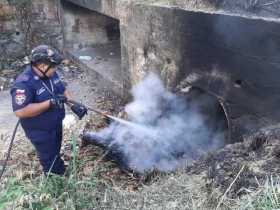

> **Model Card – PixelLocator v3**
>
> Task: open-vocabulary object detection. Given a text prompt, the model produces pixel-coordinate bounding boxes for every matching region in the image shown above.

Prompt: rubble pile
[0,57,29,90]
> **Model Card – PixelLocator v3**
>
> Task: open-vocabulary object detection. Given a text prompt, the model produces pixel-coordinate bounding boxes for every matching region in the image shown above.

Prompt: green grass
[0,135,100,210]
[237,176,280,210]
[1,134,280,210]
[0,178,24,209]
[0,174,99,210]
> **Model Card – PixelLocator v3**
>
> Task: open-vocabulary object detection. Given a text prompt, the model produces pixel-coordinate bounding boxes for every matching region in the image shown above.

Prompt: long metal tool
[66,99,133,126]
[0,120,20,181]
[67,99,112,118]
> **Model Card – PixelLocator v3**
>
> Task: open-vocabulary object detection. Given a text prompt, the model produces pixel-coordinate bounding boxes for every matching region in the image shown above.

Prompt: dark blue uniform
[11,65,66,175]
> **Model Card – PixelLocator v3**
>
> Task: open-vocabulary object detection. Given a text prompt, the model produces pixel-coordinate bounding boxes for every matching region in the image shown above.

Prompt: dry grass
[2,149,280,210]
[2,112,280,209]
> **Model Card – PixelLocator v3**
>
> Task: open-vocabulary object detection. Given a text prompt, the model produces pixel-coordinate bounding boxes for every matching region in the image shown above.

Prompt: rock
[63,114,76,130]
[22,56,30,65]
[63,66,70,72]
[10,60,25,70]
[70,65,77,69]
[9,78,14,84]
[0,76,7,87]
[1,69,17,77]
[79,55,92,61]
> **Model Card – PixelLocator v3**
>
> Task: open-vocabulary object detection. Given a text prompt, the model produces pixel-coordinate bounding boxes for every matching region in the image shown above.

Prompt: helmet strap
[36,63,53,79]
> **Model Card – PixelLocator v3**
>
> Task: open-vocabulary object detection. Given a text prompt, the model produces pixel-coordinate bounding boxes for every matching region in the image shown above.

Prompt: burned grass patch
[187,125,280,199]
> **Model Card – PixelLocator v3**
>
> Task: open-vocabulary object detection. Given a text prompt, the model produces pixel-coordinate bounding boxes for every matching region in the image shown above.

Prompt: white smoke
[91,73,225,173]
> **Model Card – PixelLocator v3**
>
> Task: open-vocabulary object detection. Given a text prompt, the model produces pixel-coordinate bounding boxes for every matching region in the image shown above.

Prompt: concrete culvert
[180,86,230,144]
[61,0,121,47]
[62,0,123,95]
[61,0,123,94]
[105,23,120,41]
[82,74,229,173]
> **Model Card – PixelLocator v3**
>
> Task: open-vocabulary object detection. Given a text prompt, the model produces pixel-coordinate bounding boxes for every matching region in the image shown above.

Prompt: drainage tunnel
[180,87,229,146]
[61,0,122,94]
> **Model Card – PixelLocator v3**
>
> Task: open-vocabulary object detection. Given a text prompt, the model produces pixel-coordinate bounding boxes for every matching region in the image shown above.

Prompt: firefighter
[10,45,87,175]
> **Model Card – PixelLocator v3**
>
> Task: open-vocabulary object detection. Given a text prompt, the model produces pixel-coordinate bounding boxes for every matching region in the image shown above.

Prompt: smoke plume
[88,73,225,173]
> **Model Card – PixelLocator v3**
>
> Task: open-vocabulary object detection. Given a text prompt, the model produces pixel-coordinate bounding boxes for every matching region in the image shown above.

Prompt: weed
[0,134,100,210]
[0,178,24,209]
[2,132,280,210]
[237,176,280,210]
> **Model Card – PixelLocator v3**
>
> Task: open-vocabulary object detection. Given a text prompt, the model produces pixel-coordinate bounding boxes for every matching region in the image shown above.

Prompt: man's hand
[71,104,88,120]
[50,94,67,109]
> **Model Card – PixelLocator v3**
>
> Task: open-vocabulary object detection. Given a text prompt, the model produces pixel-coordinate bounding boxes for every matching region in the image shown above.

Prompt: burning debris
[82,73,227,173]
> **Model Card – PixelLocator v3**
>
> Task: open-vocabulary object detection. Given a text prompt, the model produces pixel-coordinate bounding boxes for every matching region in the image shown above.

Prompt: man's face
[37,63,56,77]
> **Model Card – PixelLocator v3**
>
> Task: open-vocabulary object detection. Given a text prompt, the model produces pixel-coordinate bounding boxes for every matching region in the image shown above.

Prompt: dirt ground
[0,59,123,178]
[0,91,18,136]
[1,56,280,209]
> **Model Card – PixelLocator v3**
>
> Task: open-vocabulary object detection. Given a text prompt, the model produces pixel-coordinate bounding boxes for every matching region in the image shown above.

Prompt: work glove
[71,104,88,120]
[50,94,67,109]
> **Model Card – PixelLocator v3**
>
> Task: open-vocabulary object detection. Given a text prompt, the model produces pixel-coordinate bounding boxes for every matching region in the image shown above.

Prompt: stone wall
[0,0,22,69]
[0,0,62,71]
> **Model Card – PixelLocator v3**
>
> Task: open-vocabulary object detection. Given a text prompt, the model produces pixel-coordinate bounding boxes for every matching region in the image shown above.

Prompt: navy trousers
[26,123,65,175]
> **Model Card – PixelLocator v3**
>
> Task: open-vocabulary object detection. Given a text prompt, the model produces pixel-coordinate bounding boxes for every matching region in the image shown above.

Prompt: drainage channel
[61,0,122,94]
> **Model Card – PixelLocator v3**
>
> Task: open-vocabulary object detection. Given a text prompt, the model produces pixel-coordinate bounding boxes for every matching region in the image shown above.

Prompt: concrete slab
[68,41,123,95]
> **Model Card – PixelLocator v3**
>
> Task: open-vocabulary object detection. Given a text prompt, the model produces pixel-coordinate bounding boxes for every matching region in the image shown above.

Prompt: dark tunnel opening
[105,23,120,41]
[180,86,229,146]
[61,0,121,48]
[60,0,122,92]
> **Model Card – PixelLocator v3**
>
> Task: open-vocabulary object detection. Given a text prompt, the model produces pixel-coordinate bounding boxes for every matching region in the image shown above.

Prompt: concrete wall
[123,5,280,140]
[61,1,280,140]
[0,0,24,68]
[182,0,280,20]
[61,0,119,50]
[65,0,119,20]
[30,0,63,48]
[2,0,279,140]
[65,0,280,22]
[0,0,62,70]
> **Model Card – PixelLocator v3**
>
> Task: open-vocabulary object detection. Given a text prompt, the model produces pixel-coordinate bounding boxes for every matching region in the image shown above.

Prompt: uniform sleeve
[60,79,66,93]
[11,83,34,111]
[54,72,66,93]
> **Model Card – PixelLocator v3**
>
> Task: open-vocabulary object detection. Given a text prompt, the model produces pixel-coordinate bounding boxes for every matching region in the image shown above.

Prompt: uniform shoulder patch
[14,89,27,105]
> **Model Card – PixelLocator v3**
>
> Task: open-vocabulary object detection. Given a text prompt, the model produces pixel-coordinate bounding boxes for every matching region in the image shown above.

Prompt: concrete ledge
[64,0,119,19]
[123,4,280,140]
[65,45,123,98]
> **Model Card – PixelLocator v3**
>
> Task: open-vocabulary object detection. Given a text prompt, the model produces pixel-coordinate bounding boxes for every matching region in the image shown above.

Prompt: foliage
[0,135,99,210]
[2,133,280,210]
[237,176,280,210]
